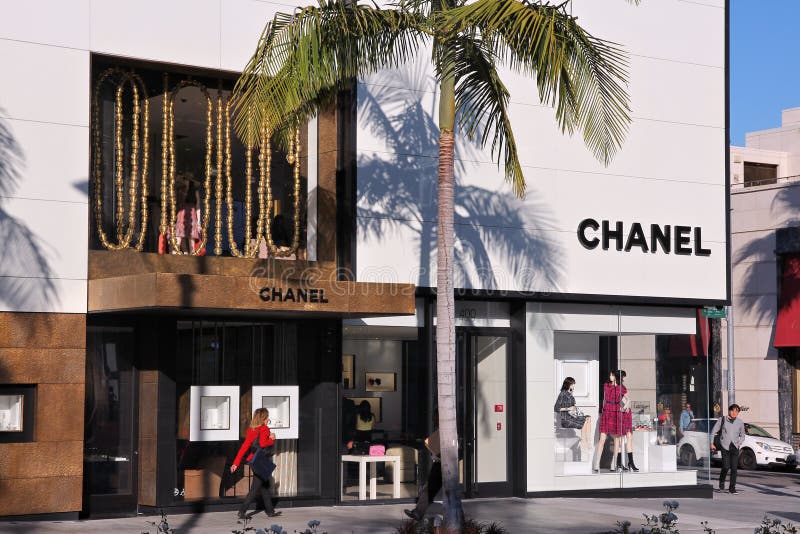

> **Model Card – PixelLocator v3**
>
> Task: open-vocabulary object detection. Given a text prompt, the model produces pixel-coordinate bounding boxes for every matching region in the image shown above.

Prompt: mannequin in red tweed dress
[594,370,636,472]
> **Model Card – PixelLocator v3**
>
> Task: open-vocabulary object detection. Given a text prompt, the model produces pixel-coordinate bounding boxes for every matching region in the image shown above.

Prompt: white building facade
[0,0,726,520]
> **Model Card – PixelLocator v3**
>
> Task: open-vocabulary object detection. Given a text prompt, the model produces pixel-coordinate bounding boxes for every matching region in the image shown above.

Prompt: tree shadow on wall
[733,185,800,327]
[357,62,564,293]
[0,112,59,310]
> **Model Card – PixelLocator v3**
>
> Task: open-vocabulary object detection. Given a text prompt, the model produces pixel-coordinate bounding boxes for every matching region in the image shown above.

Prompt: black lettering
[577,218,600,249]
[694,227,711,256]
[320,289,329,303]
[651,224,671,254]
[272,287,283,302]
[602,220,624,251]
[674,226,692,255]
[259,288,271,301]
[309,289,319,303]
[297,288,308,302]
[284,288,295,302]
[624,223,649,253]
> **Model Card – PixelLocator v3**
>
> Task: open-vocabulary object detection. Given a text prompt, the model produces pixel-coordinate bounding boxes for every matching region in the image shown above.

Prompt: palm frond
[232,0,430,145]
[444,0,632,165]
[452,36,525,197]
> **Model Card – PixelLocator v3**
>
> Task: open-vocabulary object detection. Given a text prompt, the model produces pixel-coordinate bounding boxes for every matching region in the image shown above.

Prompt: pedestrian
[404,411,442,522]
[230,407,282,518]
[710,403,746,495]
[679,402,694,434]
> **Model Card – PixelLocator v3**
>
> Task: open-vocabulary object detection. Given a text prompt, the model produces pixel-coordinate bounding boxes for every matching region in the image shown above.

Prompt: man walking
[404,412,441,522]
[710,404,746,495]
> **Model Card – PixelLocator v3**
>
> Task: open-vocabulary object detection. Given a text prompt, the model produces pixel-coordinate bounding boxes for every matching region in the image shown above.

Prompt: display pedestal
[647,444,677,472]
[631,430,656,472]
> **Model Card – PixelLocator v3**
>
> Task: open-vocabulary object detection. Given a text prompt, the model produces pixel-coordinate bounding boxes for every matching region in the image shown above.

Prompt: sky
[730,0,800,146]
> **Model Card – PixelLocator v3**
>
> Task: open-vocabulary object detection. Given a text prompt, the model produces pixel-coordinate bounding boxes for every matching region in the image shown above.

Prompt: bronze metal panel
[35,384,85,442]
[0,476,82,515]
[0,441,82,479]
[0,313,86,349]
[0,348,85,384]
[89,272,415,316]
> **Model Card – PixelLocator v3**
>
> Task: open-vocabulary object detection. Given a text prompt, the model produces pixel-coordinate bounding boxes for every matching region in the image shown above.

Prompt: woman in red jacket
[230,407,280,518]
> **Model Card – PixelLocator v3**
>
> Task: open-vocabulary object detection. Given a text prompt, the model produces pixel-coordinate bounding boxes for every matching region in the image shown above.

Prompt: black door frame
[83,324,140,517]
[457,326,514,498]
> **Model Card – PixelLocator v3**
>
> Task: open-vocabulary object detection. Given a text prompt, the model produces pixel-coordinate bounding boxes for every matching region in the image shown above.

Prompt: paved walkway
[2,473,800,533]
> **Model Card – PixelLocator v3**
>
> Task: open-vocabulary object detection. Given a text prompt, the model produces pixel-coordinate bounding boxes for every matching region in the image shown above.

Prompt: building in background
[729,107,800,449]
[0,0,725,520]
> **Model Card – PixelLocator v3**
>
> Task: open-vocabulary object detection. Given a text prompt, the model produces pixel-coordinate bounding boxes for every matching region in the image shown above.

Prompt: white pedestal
[647,444,677,472]
[631,430,657,472]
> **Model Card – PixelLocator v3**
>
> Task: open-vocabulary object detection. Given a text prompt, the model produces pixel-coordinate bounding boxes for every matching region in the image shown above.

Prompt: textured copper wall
[0,312,86,516]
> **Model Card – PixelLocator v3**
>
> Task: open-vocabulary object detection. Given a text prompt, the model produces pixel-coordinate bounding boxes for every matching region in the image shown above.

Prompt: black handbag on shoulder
[712,416,724,450]
[248,442,276,480]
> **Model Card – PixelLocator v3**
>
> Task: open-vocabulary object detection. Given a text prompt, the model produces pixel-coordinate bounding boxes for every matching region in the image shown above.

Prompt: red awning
[775,254,800,347]
[666,309,709,357]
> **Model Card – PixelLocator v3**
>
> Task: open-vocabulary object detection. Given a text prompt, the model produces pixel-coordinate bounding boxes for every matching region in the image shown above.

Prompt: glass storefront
[547,307,712,491]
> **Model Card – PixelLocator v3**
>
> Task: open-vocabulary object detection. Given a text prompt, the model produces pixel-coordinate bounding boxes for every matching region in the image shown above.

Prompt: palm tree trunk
[436,48,463,533]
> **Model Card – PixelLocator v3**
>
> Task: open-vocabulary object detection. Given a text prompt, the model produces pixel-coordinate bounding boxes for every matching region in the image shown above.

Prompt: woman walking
[230,407,281,519]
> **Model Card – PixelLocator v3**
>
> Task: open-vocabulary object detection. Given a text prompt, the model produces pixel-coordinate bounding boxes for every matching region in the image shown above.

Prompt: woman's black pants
[239,474,275,515]
[413,461,442,516]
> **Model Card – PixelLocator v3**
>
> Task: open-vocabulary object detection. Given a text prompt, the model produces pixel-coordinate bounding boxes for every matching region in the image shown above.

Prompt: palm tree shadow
[357,63,564,294]
[0,112,59,310]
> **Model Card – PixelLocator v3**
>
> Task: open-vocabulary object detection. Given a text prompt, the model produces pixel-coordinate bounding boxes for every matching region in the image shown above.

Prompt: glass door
[457,329,512,497]
[84,326,138,515]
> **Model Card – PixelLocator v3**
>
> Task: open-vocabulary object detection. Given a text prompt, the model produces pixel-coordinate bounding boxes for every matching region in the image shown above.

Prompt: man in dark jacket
[710,403,746,494]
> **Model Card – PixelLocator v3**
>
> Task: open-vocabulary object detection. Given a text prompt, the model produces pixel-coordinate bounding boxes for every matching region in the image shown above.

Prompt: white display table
[631,431,677,472]
[341,454,401,500]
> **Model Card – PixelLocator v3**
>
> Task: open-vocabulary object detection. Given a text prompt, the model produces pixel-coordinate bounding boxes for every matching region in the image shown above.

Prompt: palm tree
[233,0,636,529]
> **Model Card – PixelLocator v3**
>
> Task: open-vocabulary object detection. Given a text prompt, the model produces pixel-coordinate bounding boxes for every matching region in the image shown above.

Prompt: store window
[90,57,307,258]
[743,162,778,187]
[173,320,331,503]
[552,330,711,488]
[0,385,35,443]
[340,325,427,501]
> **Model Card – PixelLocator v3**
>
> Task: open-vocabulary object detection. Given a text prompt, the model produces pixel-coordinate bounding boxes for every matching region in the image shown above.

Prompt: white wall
[356,0,726,301]
[0,0,292,313]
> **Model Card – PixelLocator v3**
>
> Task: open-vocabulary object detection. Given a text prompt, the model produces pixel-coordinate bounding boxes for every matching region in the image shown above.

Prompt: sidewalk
[1,481,799,534]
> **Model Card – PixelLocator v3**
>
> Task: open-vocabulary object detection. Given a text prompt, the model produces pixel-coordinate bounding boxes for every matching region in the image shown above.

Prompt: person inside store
[679,402,694,436]
[594,370,637,472]
[710,403,746,495]
[355,400,376,441]
[405,409,441,522]
[554,376,592,451]
[230,407,281,518]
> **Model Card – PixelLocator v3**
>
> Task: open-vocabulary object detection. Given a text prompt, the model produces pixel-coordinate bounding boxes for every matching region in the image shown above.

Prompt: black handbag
[712,416,724,450]
[248,443,276,480]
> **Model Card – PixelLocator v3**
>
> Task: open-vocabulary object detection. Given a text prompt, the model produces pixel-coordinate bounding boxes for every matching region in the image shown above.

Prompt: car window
[689,420,708,433]
[745,423,774,438]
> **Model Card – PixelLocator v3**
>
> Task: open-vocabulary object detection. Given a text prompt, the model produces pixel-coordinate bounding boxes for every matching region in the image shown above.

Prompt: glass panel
[340,325,424,501]
[84,327,136,496]
[262,396,290,429]
[475,336,507,483]
[618,332,712,489]
[200,396,231,430]
[0,395,23,432]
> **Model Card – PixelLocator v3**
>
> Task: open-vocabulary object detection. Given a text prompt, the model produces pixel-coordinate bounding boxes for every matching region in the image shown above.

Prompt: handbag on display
[621,394,631,413]
[369,444,386,456]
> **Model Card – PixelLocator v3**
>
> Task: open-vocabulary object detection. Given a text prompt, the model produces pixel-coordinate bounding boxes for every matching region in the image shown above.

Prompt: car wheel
[739,448,757,470]
[680,445,697,466]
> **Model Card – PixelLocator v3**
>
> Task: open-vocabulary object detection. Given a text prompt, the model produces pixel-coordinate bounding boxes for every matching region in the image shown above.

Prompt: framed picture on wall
[347,396,382,423]
[341,354,355,390]
[364,372,396,392]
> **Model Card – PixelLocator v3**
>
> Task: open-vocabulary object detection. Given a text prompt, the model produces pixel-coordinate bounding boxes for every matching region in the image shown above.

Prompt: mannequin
[553,377,593,451]
[594,370,630,472]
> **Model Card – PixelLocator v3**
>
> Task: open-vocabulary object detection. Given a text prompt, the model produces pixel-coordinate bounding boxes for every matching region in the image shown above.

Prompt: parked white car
[676,418,797,470]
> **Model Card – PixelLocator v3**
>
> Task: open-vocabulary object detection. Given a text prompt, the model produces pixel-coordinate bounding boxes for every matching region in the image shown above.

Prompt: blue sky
[731,0,800,145]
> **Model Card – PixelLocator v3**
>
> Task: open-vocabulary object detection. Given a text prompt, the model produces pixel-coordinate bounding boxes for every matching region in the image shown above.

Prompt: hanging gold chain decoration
[91,67,150,251]
[162,80,214,255]
[263,125,302,257]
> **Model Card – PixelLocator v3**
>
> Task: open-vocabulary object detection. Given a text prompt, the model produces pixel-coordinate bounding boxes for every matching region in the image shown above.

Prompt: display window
[340,324,427,501]
[0,385,35,443]
[551,325,712,490]
[0,394,23,432]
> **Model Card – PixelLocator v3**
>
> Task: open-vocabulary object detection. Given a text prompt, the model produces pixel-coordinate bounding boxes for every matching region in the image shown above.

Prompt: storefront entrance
[457,328,513,497]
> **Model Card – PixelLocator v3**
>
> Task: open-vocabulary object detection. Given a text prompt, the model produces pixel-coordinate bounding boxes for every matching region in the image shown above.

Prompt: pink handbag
[368,444,385,456]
